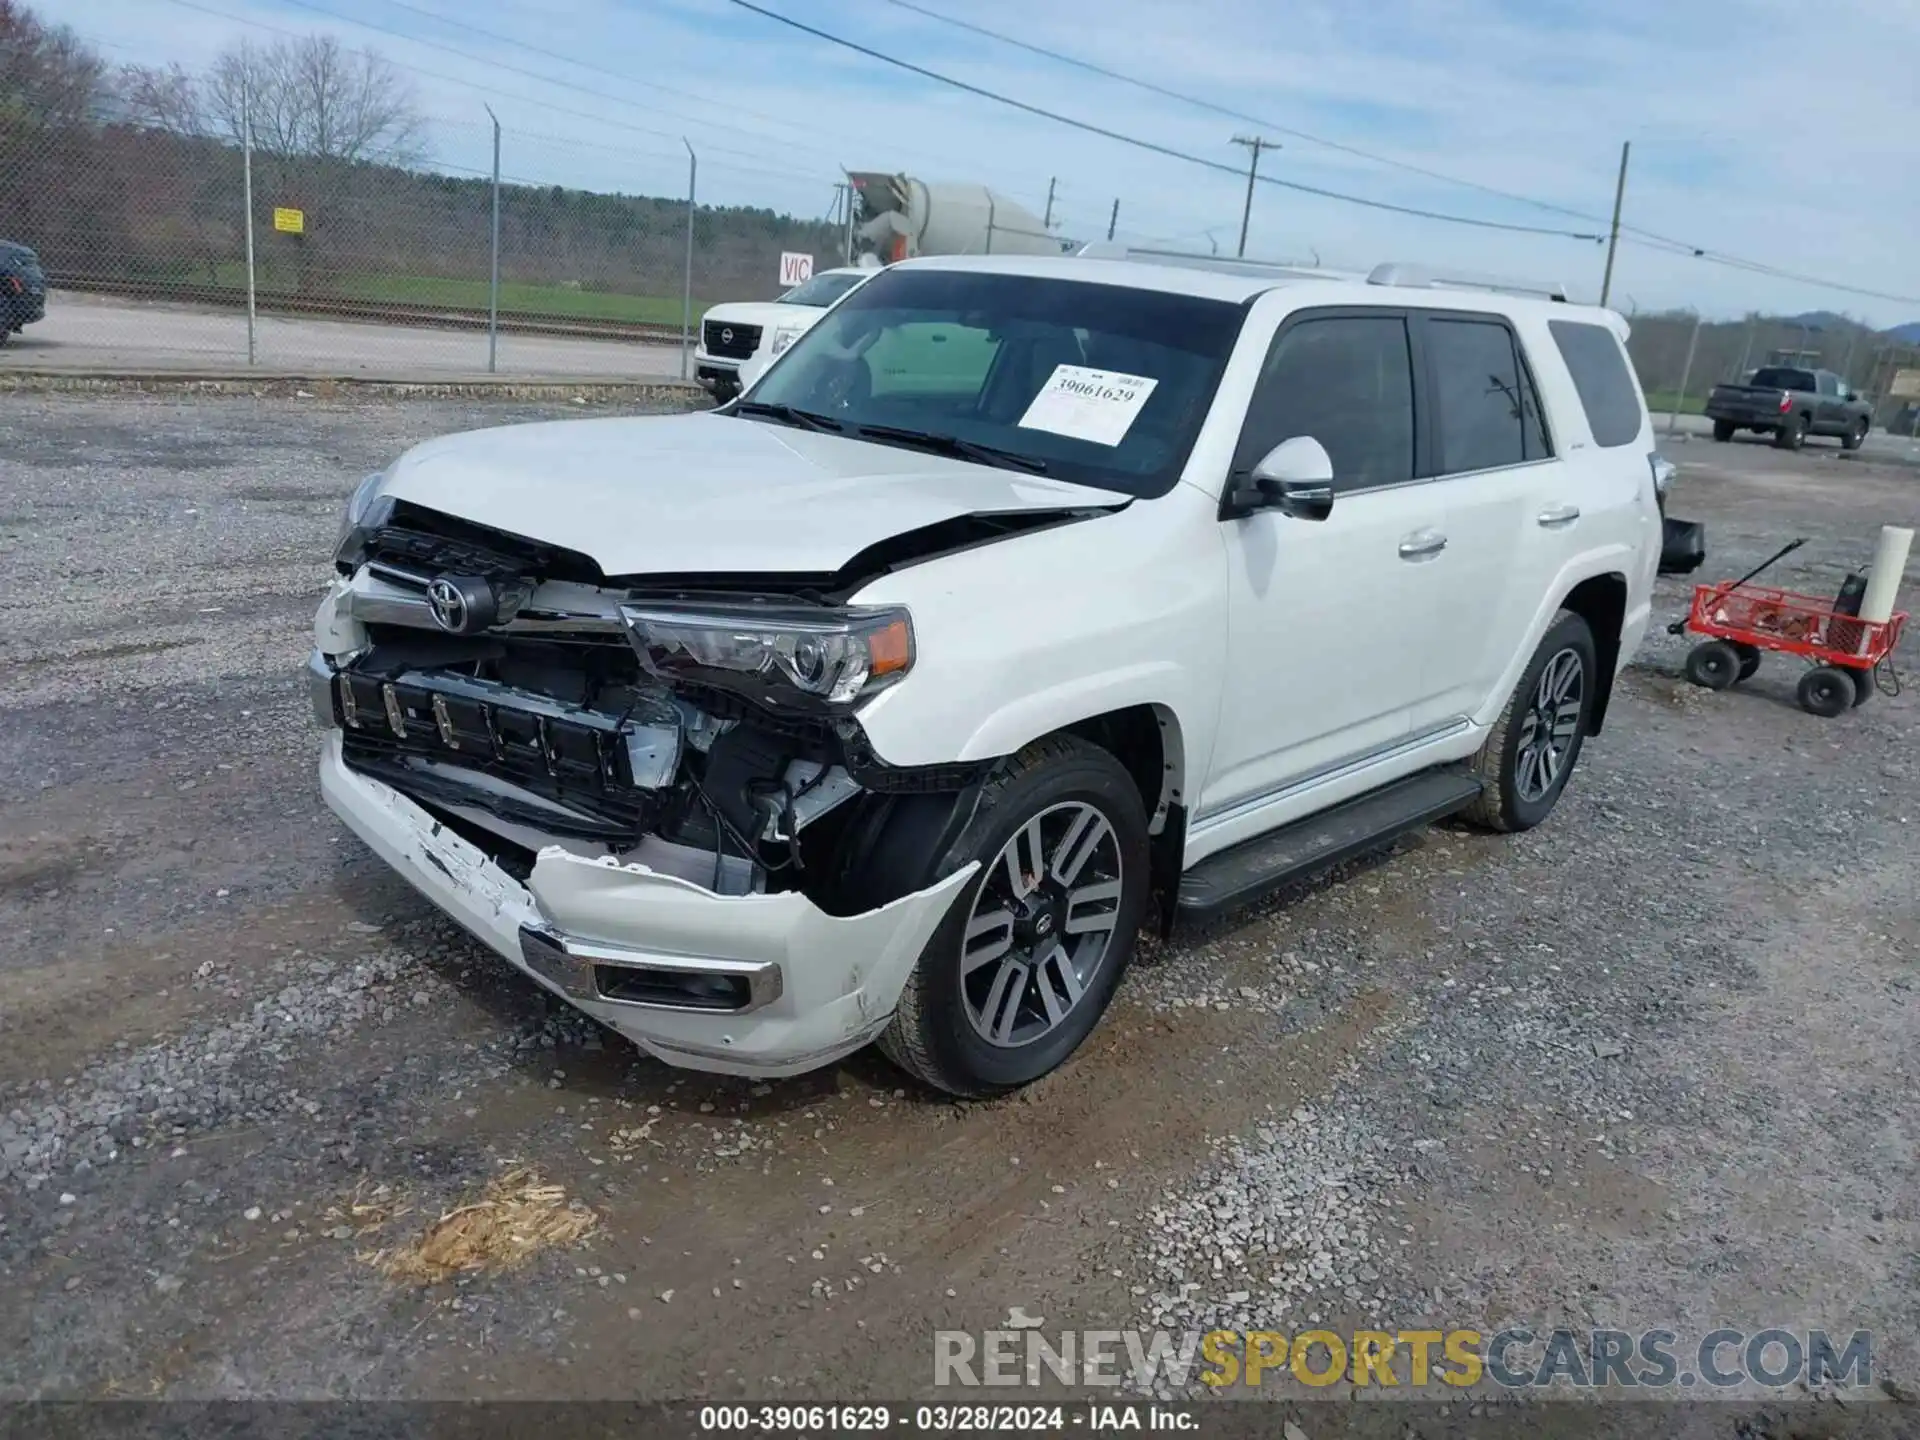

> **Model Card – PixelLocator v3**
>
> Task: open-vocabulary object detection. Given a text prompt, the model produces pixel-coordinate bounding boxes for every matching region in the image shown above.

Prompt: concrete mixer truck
[846,172,1069,264]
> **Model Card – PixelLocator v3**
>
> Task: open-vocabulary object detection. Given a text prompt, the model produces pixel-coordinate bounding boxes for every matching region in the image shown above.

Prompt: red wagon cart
[1672,539,1908,716]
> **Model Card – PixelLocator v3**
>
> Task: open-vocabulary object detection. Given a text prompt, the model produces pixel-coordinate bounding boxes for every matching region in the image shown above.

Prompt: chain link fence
[1,99,846,376]
[4,37,1914,411]
[1623,311,1920,434]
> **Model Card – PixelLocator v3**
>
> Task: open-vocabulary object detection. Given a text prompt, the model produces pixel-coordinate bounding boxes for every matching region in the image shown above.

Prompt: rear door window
[1425,317,1547,473]
[1549,319,1645,448]
[1235,313,1415,492]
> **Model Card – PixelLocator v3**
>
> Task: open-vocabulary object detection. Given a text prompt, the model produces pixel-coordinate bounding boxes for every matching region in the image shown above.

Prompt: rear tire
[1797,666,1854,718]
[1711,420,1735,443]
[1847,666,1875,707]
[1842,418,1869,451]
[878,734,1150,1098]
[1731,643,1762,682]
[1462,610,1596,834]
[1774,415,1807,451]
[1684,640,1741,690]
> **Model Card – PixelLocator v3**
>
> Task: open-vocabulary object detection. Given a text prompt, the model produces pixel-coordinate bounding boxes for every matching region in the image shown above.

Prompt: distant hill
[1783,310,1851,331]
[1779,311,1920,344]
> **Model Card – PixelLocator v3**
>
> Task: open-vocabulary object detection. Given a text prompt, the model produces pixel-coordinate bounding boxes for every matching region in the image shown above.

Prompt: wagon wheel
[1684,640,1741,691]
[1730,643,1762,682]
[1796,666,1854,718]
[1847,667,1874,707]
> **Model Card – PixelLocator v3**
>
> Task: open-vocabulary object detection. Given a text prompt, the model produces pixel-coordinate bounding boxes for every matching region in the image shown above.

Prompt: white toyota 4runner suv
[312,248,1661,1097]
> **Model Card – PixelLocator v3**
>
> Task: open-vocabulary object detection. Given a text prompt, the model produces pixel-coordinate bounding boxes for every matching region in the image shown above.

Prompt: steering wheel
[814,356,873,413]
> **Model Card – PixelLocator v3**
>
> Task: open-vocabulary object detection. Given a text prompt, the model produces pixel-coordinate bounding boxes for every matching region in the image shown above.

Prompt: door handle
[1536,505,1581,528]
[1397,531,1448,560]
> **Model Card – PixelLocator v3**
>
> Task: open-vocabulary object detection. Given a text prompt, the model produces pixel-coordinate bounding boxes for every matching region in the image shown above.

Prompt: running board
[1176,768,1484,923]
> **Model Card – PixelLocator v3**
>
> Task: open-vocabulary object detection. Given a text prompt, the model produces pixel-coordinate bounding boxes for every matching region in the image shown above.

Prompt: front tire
[1463,610,1597,834]
[879,735,1150,1098]
[1712,420,1735,442]
[1843,418,1869,451]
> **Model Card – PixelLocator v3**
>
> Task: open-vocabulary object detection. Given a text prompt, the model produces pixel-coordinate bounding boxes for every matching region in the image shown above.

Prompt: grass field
[1644,389,1708,416]
[197,264,703,323]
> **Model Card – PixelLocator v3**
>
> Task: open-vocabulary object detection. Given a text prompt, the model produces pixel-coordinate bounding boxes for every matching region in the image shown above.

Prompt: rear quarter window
[1548,320,1645,449]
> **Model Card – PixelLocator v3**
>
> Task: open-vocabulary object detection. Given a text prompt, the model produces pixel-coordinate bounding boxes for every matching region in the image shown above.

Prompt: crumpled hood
[377,412,1132,577]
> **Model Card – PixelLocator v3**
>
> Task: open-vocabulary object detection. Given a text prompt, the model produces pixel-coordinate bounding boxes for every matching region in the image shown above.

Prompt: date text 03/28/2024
[697,1406,1191,1432]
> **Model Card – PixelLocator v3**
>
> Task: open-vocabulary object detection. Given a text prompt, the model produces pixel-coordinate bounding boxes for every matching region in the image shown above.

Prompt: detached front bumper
[319,733,975,1075]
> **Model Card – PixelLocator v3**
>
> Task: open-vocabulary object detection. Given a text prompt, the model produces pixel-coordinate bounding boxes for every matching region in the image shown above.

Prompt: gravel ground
[1,396,1916,1429]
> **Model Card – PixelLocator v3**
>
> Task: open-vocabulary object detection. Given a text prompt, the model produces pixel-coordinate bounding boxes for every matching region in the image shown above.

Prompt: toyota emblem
[426,578,468,633]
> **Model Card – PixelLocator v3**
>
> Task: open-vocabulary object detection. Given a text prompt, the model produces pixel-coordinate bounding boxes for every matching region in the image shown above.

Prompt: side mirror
[1224,436,1336,521]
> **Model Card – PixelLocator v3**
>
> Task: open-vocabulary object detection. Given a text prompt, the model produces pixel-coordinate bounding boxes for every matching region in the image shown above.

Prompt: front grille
[334,668,673,840]
[360,502,605,585]
[702,320,761,360]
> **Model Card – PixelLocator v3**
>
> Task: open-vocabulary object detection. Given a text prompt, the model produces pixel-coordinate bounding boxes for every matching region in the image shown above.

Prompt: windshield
[779,272,867,307]
[743,267,1245,497]
[1751,367,1815,391]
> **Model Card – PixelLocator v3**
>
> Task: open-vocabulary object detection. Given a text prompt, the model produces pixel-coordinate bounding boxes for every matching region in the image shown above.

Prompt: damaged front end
[312,499,988,1072]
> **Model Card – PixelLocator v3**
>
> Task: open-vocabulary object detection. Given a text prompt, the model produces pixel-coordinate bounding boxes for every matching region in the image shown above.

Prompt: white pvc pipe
[1860,525,1913,625]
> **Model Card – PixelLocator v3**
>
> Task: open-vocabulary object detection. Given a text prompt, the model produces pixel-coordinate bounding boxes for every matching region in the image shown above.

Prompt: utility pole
[1043,177,1057,231]
[1599,140,1630,309]
[1666,310,1702,438]
[1231,136,1275,258]
[1107,198,1119,242]
[241,39,256,367]
[680,139,696,383]
[484,104,500,374]
[829,182,851,263]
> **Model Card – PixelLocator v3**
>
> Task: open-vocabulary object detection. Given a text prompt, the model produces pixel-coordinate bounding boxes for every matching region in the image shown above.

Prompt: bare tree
[0,0,107,131]
[117,61,207,138]
[198,35,425,165]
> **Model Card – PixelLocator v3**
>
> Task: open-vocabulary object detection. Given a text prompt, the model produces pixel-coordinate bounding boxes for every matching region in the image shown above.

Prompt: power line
[875,0,1920,310]
[877,0,1624,232]
[725,0,1604,240]
[372,0,1064,196]
[147,0,842,181]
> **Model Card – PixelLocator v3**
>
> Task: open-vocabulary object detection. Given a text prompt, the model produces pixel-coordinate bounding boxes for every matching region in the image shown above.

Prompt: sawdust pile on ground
[367,1166,598,1284]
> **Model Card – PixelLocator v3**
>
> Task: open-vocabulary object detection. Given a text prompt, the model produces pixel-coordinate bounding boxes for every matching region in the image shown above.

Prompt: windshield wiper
[732,400,845,433]
[850,423,1050,474]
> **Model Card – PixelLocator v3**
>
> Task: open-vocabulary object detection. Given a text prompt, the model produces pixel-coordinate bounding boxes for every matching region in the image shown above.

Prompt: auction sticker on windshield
[1017,365,1159,447]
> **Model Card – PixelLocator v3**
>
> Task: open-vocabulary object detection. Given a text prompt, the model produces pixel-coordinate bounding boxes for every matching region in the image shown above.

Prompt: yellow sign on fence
[272,207,305,235]
[1889,367,1920,400]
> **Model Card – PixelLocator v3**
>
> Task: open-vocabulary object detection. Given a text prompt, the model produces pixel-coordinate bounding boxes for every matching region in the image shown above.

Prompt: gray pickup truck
[1705,366,1873,451]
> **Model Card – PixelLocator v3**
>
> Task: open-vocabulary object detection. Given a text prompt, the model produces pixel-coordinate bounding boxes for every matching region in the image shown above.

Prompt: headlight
[769,324,806,356]
[334,472,393,568]
[620,603,914,710]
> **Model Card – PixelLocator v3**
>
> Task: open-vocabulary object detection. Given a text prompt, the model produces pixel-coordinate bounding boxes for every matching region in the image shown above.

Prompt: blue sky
[61,0,1920,326]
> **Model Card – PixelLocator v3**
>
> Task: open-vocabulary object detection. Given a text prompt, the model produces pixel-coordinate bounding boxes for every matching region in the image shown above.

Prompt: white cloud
[59,0,1920,324]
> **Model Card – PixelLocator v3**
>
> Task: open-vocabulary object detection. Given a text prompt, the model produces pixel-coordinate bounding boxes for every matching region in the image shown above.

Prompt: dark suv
[0,242,47,344]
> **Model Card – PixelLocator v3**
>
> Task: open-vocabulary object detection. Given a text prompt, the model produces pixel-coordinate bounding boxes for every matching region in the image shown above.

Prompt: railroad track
[50,276,690,345]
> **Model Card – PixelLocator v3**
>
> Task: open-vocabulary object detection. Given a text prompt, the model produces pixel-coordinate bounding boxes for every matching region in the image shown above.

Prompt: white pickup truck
[312,246,1662,1096]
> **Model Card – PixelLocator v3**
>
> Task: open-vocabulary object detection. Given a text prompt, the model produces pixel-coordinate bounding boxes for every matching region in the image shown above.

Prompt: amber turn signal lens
[867,618,913,678]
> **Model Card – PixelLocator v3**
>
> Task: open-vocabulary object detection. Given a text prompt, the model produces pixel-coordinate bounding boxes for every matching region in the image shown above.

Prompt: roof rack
[1365,262,1570,303]
[1072,242,1574,303]
[1073,240,1362,282]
